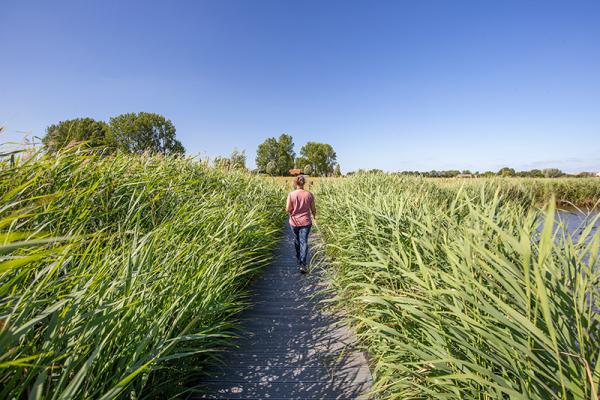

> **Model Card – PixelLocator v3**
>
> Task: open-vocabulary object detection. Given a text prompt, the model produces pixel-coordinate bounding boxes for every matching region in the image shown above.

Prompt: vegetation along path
[194,223,372,399]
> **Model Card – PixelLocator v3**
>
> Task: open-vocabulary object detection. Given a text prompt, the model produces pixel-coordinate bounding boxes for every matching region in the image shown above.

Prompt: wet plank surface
[192,224,372,399]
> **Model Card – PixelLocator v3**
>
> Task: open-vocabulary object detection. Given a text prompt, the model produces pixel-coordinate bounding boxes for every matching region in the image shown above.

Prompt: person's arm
[310,194,317,218]
[286,193,293,214]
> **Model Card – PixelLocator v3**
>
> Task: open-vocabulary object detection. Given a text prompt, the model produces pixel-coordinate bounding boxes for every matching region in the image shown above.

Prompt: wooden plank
[192,223,372,399]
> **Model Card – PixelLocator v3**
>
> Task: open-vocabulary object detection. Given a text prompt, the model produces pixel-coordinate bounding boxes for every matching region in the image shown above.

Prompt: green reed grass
[432,177,600,209]
[316,174,599,399]
[0,149,285,399]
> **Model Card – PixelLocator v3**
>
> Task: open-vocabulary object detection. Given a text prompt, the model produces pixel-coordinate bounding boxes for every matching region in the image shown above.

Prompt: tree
[109,112,184,155]
[518,169,544,177]
[298,142,337,176]
[256,138,279,173]
[577,171,595,178]
[42,118,113,153]
[498,167,516,177]
[266,161,277,176]
[295,156,309,169]
[303,164,313,175]
[442,170,461,178]
[214,149,246,170]
[543,168,563,178]
[255,134,295,175]
[229,148,246,170]
[277,134,295,174]
[529,169,544,178]
[333,163,342,177]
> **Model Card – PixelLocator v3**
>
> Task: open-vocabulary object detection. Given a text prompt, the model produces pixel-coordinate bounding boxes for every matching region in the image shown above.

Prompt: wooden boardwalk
[193,224,372,399]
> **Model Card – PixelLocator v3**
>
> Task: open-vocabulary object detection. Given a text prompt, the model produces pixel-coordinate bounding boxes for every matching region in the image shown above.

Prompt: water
[555,208,600,241]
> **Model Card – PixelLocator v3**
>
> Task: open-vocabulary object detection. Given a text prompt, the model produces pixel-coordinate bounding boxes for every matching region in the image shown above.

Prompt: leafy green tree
[109,112,184,155]
[298,142,337,176]
[517,169,544,177]
[577,172,595,177]
[498,167,516,177]
[442,170,461,177]
[214,149,246,170]
[256,134,295,175]
[333,163,342,177]
[295,156,309,169]
[42,118,114,153]
[229,148,246,170]
[543,168,563,178]
[529,169,544,178]
[256,138,279,173]
[303,164,313,175]
[277,134,295,175]
[266,161,277,176]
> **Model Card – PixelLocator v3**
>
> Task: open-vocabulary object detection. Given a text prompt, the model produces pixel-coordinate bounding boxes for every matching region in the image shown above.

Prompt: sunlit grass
[3,154,598,399]
[433,177,600,208]
[267,174,600,208]
[316,174,599,399]
[262,175,333,191]
[0,149,285,399]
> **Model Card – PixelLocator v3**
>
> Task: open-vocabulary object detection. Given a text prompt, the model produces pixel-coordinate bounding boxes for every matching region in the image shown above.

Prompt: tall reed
[433,177,600,208]
[0,149,285,399]
[316,174,599,399]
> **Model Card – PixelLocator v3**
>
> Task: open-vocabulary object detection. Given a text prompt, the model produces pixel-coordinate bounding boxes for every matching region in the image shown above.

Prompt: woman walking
[286,175,316,274]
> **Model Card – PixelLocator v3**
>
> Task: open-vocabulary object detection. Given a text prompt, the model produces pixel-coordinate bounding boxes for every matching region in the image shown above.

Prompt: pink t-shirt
[287,190,315,227]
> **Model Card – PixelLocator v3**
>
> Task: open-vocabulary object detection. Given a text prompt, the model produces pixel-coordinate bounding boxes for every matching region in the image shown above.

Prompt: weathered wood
[193,224,372,399]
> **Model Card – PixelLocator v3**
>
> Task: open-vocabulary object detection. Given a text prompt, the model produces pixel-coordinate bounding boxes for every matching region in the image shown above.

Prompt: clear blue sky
[1,0,599,172]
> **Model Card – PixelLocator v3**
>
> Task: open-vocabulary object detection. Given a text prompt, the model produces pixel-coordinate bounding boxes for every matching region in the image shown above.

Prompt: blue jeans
[291,224,311,266]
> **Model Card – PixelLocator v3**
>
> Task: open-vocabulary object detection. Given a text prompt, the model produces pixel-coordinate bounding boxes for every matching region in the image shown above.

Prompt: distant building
[456,173,474,178]
[288,168,303,176]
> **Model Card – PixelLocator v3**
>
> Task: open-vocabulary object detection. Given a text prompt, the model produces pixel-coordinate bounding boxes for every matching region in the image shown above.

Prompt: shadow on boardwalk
[190,222,372,399]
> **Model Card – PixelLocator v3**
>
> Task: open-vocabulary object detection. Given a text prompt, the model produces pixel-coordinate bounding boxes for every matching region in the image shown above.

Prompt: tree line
[255,134,340,177]
[37,118,597,178]
[43,113,185,155]
[40,117,340,176]
[383,167,594,178]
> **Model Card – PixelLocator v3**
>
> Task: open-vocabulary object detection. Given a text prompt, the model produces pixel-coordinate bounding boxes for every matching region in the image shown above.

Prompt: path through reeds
[192,223,372,399]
